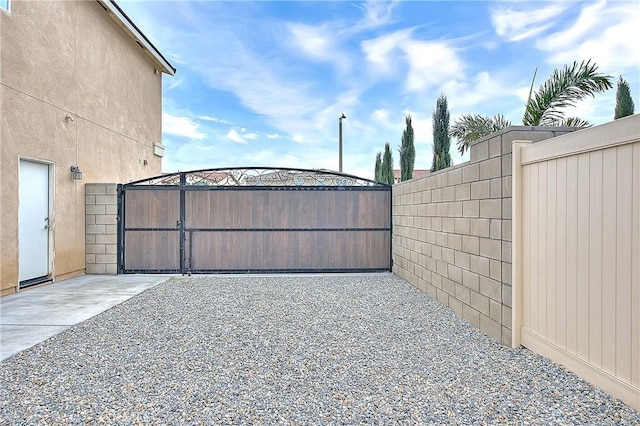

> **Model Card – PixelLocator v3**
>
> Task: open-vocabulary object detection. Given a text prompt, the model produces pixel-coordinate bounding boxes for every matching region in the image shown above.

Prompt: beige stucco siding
[77,118,161,183]
[1,0,167,295]
[76,0,162,145]
[1,0,78,113]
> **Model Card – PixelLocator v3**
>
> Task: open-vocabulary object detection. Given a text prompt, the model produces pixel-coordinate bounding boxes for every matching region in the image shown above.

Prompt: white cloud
[404,41,464,92]
[266,133,279,139]
[361,29,412,76]
[162,113,206,141]
[353,0,400,31]
[133,3,325,145]
[287,0,400,68]
[282,0,404,83]
[287,23,333,61]
[198,115,233,125]
[371,109,394,129]
[535,1,603,50]
[491,1,639,73]
[190,31,328,144]
[243,131,259,140]
[224,128,259,144]
[161,136,217,172]
[164,78,183,90]
[490,3,570,42]
[442,71,523,110]
[537,1,640,70]
[362,29,464,92]
[226,129,248,144]
[286,22,354,75]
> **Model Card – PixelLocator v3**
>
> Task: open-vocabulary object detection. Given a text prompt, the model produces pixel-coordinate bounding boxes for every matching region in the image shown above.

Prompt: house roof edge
[99,0,176,76]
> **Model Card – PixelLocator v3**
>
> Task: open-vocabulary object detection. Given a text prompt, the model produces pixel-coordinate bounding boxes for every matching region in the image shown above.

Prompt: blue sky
[120,0,639,179]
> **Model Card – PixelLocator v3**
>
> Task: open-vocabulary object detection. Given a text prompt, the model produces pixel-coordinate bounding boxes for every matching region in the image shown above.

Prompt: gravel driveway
[1,274,638,424]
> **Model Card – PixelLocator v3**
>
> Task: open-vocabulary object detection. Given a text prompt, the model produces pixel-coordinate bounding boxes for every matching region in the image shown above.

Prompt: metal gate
[118,168,391,274]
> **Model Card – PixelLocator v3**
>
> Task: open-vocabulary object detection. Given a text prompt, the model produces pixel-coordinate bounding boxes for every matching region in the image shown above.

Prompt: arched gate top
[124,167,388,187]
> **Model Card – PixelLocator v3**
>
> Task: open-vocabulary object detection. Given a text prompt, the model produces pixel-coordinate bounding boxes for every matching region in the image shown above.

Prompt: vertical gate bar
[188,229,194,276]
[117,184,125,274]
[388,184,393,270]
[179,173,186,274]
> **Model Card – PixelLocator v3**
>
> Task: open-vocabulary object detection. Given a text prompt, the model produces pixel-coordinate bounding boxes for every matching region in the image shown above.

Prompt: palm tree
[450,114,511,155]
[452,60,613,155]
[522,60,612,126]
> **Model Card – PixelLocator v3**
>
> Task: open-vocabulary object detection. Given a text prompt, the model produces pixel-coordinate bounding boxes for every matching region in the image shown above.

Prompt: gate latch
[176,219,182,228]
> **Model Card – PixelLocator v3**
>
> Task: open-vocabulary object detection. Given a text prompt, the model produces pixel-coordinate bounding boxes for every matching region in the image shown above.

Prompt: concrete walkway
[0,274,171,361]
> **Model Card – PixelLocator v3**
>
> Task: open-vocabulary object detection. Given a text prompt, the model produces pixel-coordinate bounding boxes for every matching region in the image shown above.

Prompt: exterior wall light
[70,166,83,180]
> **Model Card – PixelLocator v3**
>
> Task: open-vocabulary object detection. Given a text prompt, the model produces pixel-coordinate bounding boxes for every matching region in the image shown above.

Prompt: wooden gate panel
[122,188,181,272]
[185,189,389,230]
[124,189,180,228]
[187,230,389,272]
[124,231,180,271]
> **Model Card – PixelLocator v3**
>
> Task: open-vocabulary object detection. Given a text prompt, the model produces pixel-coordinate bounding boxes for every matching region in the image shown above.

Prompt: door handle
[44,217,50,229]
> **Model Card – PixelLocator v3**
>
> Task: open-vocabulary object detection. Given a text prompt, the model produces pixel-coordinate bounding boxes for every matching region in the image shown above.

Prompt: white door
[19,160,50,283]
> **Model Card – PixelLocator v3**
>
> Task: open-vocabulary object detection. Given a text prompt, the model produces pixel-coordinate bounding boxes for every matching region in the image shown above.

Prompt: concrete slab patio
[0,274,171,361]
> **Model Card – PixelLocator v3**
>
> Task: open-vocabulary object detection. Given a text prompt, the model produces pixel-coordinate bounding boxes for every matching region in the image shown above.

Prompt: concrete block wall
[392,126,576,346]
[85,183,118,274]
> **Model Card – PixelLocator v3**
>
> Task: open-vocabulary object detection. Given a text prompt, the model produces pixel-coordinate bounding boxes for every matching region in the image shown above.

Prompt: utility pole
[339,113,346,172]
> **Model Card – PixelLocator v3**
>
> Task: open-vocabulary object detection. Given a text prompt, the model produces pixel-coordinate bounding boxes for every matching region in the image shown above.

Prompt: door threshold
[19,275,52,289]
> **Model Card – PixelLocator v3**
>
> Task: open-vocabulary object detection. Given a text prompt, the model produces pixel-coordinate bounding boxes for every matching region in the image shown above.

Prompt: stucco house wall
[1,0,174,295]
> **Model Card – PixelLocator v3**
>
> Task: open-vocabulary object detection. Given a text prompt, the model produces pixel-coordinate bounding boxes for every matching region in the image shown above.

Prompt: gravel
[1,274,638,424]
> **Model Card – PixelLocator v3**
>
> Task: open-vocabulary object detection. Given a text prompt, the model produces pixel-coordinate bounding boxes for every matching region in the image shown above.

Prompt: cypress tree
[380,142,394,185]
[374,152,382,182]
[614,76,635,119]
[431,93,452,172]
[399,115,415,181]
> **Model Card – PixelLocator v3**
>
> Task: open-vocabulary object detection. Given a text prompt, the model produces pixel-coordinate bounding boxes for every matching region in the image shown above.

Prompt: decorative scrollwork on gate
[125,167,385,187]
